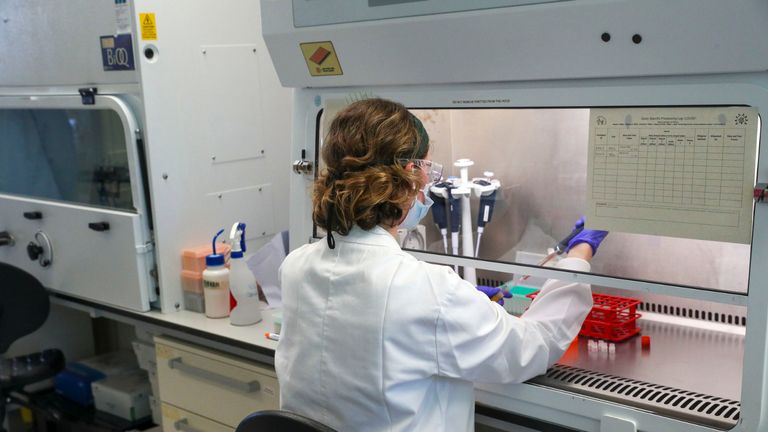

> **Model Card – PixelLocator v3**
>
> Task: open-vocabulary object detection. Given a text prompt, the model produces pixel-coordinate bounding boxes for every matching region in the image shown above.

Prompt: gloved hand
[476,285,512,306]
[566,217,609,255]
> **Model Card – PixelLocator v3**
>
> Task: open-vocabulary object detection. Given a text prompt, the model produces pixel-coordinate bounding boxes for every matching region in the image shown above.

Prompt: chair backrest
[236,410,337,432]
[0,263,50,354]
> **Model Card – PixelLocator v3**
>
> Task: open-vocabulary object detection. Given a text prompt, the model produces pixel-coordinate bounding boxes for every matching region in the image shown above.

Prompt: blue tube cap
[206,254,225,266]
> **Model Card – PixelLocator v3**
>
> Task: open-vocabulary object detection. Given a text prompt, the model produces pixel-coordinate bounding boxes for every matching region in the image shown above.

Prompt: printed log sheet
[586,107,758,244]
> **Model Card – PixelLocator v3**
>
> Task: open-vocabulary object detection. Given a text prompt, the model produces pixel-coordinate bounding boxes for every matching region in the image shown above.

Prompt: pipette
[473,176,498,257]
[429,182,452,254]
[431,178,461,272]
[519,224,585,281]
[447,186,462,258]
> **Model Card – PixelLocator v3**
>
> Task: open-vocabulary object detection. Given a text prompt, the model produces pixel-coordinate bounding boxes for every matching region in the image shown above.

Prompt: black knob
[27,242,43,261]
[88,222,110,232]
[23,211,43,220]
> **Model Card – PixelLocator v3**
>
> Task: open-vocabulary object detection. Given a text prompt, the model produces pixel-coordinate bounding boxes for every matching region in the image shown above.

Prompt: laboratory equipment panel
[289,88,760,432]
[155,336,279,429]
[263,1,768,431]
[263,0,768,88]
[2,0,292,315]
[131,0,292,313]
[0,95,154,312]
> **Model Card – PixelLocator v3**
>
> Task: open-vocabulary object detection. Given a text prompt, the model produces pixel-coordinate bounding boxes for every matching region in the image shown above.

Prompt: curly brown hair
[313,98,430,245]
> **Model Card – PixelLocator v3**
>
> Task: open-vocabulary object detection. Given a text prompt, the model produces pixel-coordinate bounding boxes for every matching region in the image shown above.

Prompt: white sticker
[115,0,132,34]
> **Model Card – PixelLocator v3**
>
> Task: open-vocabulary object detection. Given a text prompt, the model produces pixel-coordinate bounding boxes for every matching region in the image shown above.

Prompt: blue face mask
[400,184,434,231]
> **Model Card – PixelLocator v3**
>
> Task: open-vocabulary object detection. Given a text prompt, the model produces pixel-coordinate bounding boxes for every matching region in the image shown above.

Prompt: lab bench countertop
[144,305,279,350]
[50,294,279,357]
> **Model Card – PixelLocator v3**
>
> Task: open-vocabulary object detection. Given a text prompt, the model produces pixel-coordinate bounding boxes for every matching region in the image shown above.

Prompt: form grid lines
[592,128,745,209]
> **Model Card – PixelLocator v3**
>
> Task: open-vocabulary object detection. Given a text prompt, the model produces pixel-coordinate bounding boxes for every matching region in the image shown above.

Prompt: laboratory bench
[50,294,278,366]
[550,313,743,402]
[48,293,280,432]
[48,293,569,431]
[47,293,746,432]
[476,312,745,431]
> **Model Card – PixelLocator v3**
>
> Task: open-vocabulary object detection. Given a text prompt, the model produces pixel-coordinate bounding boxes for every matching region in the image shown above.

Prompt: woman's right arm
[434,258,592,384]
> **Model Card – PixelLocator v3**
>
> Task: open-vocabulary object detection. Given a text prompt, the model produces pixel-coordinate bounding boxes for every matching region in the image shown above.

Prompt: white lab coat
[276,225,592,432]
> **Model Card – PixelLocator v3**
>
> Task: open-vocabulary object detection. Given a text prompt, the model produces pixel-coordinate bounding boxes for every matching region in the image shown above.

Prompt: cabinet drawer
[155,336,279,428]
[162,403,234,432]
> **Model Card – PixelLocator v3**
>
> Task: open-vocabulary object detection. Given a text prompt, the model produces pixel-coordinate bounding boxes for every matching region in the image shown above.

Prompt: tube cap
[206,254,225,266]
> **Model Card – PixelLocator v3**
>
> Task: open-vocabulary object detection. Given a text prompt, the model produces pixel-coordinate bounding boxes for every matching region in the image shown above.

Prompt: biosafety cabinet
[0,0,291,313]
[263,1,768,431]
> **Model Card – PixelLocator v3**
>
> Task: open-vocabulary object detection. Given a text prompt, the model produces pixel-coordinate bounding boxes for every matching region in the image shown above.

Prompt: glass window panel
[0,108,134,211]
[314,107,756,294]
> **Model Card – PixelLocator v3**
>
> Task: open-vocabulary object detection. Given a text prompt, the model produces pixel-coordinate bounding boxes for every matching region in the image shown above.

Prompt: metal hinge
[136,242,154,254]
[754,183,767,203]
[292,149,314,175]
[78,87,98,105]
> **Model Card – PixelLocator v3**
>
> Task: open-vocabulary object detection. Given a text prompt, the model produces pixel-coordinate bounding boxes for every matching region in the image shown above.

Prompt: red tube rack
[527,291,642,342]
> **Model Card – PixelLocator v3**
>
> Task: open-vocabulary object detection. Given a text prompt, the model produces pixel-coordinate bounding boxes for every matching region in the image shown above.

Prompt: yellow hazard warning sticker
[139,13,157,40]
[300,41,343,77]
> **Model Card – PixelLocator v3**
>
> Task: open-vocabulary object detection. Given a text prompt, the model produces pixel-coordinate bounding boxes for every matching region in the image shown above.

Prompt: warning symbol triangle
[143,15,153,25]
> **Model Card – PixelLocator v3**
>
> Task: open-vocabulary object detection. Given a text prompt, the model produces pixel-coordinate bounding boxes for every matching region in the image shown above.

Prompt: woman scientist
[276,98,607,431]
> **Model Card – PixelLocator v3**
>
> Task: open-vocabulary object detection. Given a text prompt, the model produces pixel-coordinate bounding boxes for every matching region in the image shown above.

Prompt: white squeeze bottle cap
[229,222,263,326]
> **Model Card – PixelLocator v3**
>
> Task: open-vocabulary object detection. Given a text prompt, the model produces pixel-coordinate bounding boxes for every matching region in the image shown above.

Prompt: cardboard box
[92,370,151,422]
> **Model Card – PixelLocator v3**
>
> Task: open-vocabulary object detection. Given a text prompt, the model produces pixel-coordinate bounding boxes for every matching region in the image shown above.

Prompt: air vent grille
[638,302,746,327]
[477,277,505,287]
[531,365,740,429]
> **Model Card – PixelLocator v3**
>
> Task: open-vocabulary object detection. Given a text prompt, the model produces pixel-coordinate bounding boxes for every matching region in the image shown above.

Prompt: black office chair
[236,410,337,432]
[0,263,65,432]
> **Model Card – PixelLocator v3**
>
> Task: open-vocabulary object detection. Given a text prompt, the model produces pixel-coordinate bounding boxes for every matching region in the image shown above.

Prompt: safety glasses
[398,159,444,183]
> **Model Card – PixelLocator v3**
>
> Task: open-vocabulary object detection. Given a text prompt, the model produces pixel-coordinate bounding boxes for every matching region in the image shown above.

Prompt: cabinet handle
[174,418,205,432]
[168,357,261,393]
[23,211,43,220]
[88,222,110,232]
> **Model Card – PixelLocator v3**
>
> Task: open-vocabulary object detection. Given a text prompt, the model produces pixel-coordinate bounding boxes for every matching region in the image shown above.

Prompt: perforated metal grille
[638,301,746,326]
[531,365,740,429]
[477,277,505,287]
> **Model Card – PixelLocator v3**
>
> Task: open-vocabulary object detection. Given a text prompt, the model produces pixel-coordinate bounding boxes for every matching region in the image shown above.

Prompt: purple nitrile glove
[476,285,513,306]
[566,217,609,255]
